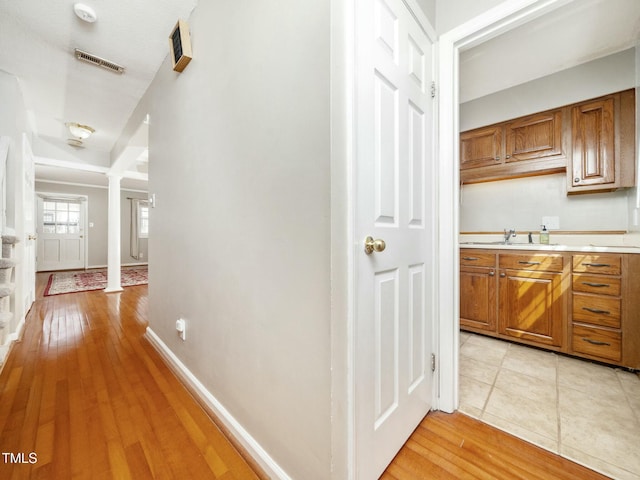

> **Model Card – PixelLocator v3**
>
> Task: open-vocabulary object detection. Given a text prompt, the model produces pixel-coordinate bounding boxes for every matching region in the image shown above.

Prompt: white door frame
[436,0,576,412]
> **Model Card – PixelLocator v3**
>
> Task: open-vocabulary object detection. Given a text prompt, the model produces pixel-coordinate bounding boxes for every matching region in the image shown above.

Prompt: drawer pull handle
[582,307,610,315]
[518,261,541,265]
[582,263,611,268]
[462,257,479,261]
[582,282,610,288]
[582,338,610,347]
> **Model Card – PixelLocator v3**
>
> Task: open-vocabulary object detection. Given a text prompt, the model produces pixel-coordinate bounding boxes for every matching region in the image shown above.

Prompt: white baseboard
[8,317,25,343]
[87,262,149,269]
[144,327,292,480]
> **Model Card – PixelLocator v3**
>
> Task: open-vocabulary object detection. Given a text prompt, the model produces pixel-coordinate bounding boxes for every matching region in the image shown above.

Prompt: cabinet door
[460,125,502,170]
[498,269,563,347]
[460,266,496,332]
[505,110,564,163]
[570,97,615,189]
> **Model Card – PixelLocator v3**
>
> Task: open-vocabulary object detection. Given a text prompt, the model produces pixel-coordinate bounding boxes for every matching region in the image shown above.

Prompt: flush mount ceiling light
[73,3,97,23]
[66,122,95,140]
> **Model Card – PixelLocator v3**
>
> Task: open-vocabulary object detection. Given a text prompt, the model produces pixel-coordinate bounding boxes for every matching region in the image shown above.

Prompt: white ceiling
[460,0,640,103]
[0,0,197,188]
[2,0,638,189]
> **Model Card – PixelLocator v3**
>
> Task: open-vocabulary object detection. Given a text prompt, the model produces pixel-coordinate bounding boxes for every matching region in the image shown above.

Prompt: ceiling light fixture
[73,3,97,23]
[66,122,95,140]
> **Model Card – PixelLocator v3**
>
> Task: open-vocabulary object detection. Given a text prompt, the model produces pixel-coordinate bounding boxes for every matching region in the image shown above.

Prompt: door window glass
[42,200,81,234]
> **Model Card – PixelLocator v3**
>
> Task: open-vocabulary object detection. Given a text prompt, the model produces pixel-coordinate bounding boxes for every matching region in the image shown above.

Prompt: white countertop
[459,232,640,254]
[459,242,640,254]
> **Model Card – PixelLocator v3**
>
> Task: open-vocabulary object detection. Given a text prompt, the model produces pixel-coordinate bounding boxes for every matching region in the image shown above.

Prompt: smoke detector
[74,3,97,23]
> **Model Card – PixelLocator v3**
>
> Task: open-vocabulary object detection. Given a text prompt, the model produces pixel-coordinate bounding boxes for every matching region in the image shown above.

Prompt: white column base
[104,287,124,294]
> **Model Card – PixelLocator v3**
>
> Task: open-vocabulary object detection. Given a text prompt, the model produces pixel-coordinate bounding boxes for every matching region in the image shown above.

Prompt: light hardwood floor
[0,273,611,479]
[0,273,260,480]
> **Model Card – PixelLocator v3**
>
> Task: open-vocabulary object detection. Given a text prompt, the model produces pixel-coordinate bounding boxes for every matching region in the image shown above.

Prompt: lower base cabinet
[460,248,640,370]
[498,269,563,347]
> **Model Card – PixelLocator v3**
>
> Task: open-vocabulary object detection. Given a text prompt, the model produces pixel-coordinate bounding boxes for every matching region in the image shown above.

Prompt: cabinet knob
[495,156,501,161]
[499,273,506,278]
[574,177,580,183]
[505,155,511,159]
[489,271,495,276]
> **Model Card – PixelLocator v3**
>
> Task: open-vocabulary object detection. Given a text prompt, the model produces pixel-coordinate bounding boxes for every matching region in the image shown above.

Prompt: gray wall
[136,1,331,478]
[34,181,148,268]
[459,50,637,233]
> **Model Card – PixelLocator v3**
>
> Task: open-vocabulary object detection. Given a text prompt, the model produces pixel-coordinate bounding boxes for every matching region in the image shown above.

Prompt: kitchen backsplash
[459,173,630,233]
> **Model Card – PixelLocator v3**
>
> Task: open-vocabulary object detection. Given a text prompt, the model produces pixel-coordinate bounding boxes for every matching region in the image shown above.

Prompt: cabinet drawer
[573,294,620,328]
[572,325,621,362]
[572,254,621,275]
[572,274,621,296]
[460,251,496,267]
[499,253,563,272]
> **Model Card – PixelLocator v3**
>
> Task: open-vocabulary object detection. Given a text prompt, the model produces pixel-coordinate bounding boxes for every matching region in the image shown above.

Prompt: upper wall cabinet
[460,89,636,193]
[568,89,636,194]
[461,108,567,184]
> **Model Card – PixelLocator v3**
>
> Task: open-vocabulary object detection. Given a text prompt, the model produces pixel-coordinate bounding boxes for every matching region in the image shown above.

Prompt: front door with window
[36,196,86,271]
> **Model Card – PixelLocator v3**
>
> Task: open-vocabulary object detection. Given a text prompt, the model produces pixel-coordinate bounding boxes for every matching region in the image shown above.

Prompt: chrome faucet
[503,228,516,244]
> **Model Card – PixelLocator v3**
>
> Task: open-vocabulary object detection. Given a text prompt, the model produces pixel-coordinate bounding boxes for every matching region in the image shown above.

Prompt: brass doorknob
[364,236,386,255]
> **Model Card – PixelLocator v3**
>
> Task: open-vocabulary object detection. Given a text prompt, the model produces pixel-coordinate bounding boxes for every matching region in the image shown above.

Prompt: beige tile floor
[459,331,640,480]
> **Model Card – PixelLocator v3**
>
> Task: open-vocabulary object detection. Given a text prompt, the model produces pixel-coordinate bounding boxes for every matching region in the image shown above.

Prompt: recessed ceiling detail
[74,48,125,74]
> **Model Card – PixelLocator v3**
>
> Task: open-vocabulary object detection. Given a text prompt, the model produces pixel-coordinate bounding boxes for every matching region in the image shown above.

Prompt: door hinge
[431,353,436,372]
[430,81,436,99]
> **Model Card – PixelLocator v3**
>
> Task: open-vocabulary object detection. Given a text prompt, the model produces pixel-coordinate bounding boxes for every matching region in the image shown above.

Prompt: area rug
[44,267,148,296]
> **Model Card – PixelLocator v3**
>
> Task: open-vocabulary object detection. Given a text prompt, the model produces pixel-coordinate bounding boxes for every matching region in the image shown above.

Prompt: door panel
[374,269,399,428]
[355,0,435,477]
[498,269,563,346]
[374,71,399,226]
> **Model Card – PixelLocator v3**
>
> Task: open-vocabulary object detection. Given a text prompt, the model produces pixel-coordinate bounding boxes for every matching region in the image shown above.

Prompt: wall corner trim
[144,327,292,480]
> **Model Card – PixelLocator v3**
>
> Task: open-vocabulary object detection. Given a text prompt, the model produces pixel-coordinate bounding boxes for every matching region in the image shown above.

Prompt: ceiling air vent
[74,48,125,74]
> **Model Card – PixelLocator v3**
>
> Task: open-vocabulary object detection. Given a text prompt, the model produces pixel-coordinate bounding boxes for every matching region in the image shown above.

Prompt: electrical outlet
[176,318,186,341]
[542,216,560,230]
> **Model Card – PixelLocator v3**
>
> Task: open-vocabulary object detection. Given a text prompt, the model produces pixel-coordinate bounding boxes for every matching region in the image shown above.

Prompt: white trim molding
[144,327,293,480]
[436,0,577,413]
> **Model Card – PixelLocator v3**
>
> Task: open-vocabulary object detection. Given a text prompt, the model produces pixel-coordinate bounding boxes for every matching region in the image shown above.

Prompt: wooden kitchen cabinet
[460,251,497,332]
[460,108,567,184]
[460,89,636,190]
[570,253,640,367]
[497,253,565,348]
[460,126,502,170]
[568,89,636,194]
[459,248,640,369]
[504,110,564,163]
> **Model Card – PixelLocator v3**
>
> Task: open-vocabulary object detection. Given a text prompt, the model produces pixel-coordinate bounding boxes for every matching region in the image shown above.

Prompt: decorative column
[105,174,123,293]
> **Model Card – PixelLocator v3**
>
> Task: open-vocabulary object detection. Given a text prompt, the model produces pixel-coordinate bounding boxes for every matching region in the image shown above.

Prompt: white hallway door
[354,0,436,478]
[36,196,86,272]
[21,134,36,312]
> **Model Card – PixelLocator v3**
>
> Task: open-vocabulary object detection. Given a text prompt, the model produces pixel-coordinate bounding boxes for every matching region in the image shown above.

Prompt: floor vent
[74,49,125,74]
